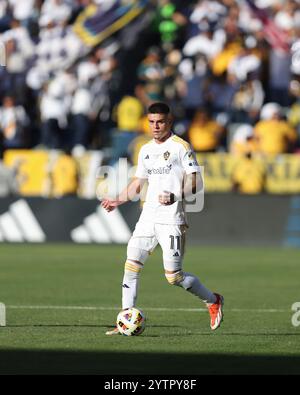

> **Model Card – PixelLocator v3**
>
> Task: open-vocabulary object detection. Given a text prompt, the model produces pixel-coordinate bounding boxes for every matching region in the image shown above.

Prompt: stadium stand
[0,0,300,196]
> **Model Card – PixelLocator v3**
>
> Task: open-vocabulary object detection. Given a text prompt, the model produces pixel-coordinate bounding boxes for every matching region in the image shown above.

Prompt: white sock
[179,272,216,304]
[122,260,143,309]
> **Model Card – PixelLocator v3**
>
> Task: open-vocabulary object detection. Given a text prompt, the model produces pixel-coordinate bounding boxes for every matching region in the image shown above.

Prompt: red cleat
[208,293,224,330]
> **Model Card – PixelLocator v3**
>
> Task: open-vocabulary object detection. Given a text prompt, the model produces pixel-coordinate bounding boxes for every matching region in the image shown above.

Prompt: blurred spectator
[189,0,227,28]
[161,47,181,103]
[40,0,73,26]
[1,19,35,99]
[39,77,71,149]
[288,77,300,141]
[69,56,99,150]
[0,0,11,33]
[0,96,29,148]
[138,114,151,136]
[232,151,266,194]
[183,25,225,61]
[153,0,187,48]
[188,108,225,152]
[231,76,265,124]
[177,56,208,119]
[227,40,262,83]
[268,48,292,106]
[254,102,298,155]
[109,95,144,166]
[267,0,295,105]
[230,124,258,156]
[70,87,93,149]
[206,71,239,118]
[210,36,241,77]
[136,46,164,106]
[8,0,36,24]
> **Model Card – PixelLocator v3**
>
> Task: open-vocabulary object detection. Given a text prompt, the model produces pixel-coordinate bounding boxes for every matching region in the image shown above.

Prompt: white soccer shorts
[127,221,186,271]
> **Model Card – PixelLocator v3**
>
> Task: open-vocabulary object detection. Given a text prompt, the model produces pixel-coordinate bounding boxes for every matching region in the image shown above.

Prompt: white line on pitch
[6,305,288,313]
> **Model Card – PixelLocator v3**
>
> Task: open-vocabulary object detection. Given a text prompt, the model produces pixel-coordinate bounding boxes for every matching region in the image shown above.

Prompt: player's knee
[165,270,184,286]
[127,247,148,264]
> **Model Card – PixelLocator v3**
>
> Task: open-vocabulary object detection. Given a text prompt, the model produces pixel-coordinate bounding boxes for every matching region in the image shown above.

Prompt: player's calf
[122,260,143,310]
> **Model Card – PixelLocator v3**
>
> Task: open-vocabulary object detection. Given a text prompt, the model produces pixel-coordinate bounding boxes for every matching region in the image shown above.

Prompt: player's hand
[158,191,175,206]
[101,199,121,212]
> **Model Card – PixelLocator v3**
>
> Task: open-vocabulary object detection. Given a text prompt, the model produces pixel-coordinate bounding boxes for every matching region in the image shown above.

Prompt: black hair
[147,102,170,115]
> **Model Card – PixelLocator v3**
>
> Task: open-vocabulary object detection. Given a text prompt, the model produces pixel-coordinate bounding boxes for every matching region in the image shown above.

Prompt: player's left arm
[159,172,203,205]
[183,171,203,199]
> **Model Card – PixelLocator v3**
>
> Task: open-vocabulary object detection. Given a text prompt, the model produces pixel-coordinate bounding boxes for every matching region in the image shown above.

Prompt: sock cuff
[125,260,143,273]
[165,270,184,285]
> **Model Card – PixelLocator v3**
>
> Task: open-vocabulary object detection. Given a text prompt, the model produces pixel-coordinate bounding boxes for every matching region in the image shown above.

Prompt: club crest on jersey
[163,151,170,160]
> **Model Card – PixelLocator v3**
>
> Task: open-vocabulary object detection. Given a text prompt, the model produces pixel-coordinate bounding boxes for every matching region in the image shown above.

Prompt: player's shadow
[7,326,300,339]
[6,324,109,328]
[0,349,300,374]
[6,324,184,330]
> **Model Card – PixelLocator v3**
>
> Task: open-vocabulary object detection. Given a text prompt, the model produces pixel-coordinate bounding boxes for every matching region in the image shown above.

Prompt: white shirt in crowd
[1,25,35,73]
[0,0,7,18]
[228,53,261,81]
[40,77,71,128]
[8,0,35,21]
[183,30,226,60]
[0,105,28,140]
[71,89,92,116]
[40,0,73,25]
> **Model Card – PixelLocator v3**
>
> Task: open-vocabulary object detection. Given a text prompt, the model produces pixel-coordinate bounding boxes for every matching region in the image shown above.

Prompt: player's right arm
[102,146,148,212]
[101,177,145,212]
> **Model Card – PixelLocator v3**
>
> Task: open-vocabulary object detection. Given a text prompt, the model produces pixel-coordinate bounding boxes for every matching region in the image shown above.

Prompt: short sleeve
[134,147,148,179]
[180,146,201,175]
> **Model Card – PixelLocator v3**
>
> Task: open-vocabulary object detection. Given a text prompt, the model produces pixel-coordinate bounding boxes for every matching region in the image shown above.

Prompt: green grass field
[0,244,300,375]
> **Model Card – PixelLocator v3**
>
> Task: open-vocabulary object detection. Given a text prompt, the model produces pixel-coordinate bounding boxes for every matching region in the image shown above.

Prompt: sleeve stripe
[172,135,190,151]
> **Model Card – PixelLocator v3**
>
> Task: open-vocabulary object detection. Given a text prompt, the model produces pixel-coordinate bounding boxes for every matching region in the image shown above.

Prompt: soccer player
[102,102,224,335]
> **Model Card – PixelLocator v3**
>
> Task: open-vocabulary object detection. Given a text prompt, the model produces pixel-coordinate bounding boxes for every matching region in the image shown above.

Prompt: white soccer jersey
[135,133,201,225]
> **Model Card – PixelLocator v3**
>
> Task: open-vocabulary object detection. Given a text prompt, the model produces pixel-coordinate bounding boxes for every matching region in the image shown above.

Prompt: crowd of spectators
[0,0,300,171]
[0,0,121,158]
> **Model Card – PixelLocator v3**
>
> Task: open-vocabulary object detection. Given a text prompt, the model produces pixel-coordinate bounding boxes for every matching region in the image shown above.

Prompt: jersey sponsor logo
[147,164,172,175]
[163,151,170,160]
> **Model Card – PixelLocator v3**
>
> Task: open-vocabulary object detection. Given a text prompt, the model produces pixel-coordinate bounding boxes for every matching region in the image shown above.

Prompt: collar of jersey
[152,132,174,146]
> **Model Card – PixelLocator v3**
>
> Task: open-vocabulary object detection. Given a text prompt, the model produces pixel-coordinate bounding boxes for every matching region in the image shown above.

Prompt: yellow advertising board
[3,150,300,196]
[196,153,300,194]
[3,150,103,198]
[264,154,300,193]
[196,153,237,192]
[4,150,49,196]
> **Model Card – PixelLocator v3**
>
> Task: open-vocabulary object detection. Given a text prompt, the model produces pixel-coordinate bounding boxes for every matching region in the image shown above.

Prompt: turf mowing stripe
[6,305,288,313]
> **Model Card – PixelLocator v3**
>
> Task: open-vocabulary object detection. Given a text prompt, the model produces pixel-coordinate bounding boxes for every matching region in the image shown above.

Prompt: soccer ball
[116,307,146,336]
